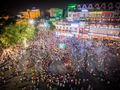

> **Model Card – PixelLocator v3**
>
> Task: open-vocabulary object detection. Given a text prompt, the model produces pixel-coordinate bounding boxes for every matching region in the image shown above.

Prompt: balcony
[87,20,120,24]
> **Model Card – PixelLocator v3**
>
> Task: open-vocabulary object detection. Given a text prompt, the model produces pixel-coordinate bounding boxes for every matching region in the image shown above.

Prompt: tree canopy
[49,22,55,31]
[0,23,35,48]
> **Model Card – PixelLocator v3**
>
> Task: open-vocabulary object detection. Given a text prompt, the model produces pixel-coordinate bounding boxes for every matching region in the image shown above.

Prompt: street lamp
[29,19,34,24]
[23,39,29,49]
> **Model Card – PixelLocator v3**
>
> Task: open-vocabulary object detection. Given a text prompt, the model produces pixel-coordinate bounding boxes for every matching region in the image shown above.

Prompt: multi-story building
[50,8,63,19]
[55,2,120,40]
[19,7,40,19]
[0,15,9,20]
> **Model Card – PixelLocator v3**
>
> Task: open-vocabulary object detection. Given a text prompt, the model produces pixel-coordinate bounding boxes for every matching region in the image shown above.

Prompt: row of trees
[49,22,55,31]
[0,18,36,48]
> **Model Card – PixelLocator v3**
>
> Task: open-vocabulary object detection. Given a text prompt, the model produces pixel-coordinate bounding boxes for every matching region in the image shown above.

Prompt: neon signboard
[31,10,38,11]
[56,32,73,37]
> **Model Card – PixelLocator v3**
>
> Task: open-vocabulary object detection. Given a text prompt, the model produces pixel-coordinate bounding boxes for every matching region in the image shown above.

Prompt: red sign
[79,28,84,30]
[103,12,112,14]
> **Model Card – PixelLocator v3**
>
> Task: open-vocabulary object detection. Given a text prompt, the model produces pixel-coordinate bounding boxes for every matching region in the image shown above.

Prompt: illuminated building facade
[0,15,9,20]
[50,8,63,19]
[19,7,40,19]
[55,2,120,40]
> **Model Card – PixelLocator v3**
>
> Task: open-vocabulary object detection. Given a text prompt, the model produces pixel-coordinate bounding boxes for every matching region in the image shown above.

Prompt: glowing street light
[29,19,34,24]
[23,39,29,49]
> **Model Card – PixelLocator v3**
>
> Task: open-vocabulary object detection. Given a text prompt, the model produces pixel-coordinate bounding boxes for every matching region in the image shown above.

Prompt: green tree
[0,22,35,47]
[49,22,55,31]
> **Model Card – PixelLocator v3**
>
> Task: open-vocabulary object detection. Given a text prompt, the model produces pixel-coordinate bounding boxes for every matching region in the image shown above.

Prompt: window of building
[83,14,85,17]
[73,14,76,17]
[114,13,119,16]
[75,28,77,32]
[66,24,71,26]
[101,30,104,34]
[109,25,113,28]
[97,24,101,28]
[115,25,118,28]
[63,23,65,26]
[96,30,98,33]
[56,22,58,25]
[77,13,80,17]
[102,14,105,17]
[103,25,108,28]
[69,14,71,17]
[66,27,68,31]
[108,19,110,21]
[111,19,114,21]
[107,31,110,34]
[113,31,116,35]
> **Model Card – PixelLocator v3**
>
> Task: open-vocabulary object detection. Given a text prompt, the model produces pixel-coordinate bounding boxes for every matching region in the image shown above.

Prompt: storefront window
[73,14,76,17]
[113,31,116,35]
[103,25,107,28]
[107,31,110,34]
[109,25,113,29]
[75,28,77,32]
[111,19,114,21]
[96,30,98,33]
[101,30,104,34]
[114,13,119,16]
[115,25,118,28]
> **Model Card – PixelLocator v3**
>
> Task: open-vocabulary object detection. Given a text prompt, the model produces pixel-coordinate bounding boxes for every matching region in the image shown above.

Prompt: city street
[0,30,120,90]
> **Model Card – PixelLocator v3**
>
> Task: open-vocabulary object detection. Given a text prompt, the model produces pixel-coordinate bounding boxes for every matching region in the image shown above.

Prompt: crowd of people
[0,30,120,90]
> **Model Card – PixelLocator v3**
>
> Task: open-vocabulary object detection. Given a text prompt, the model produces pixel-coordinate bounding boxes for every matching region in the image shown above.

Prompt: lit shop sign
[31,10,38,11]
[99,34,107,37]
[88,33,107,37]
[56,32,73,37]
[107,36,119,38]
[89,12,102,14]
[88,33,120,38]
[108,36,114,38]
[71,24,78,27]
[81,9,88,12]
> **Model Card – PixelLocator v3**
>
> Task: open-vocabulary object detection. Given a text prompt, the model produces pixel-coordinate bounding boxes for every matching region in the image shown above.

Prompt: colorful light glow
[58,43,66,49]
[89,12,102,14]
[31,10,38,11]
[29,19,34,24]
[56,32,73,37]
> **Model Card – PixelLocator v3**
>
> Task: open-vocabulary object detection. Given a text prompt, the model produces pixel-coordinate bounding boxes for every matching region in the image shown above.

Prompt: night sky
[0,0,119,14]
